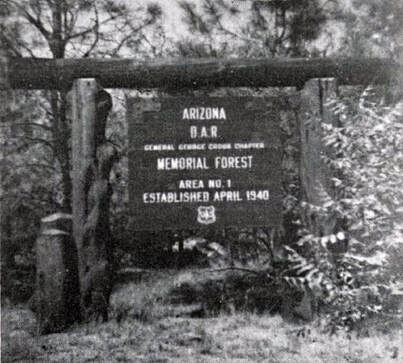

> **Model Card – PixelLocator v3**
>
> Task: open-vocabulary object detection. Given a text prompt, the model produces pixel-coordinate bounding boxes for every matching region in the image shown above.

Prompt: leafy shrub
[291,88,403,332]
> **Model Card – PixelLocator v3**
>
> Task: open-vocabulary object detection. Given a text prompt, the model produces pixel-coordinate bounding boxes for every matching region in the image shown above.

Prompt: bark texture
[72,78,117,321]
[299,78,351,265]
[294,78,341,319]
[299,78,339,237]
[2,57,397,90]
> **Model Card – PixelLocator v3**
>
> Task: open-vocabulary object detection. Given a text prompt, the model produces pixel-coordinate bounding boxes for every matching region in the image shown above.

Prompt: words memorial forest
[1,0,403,362]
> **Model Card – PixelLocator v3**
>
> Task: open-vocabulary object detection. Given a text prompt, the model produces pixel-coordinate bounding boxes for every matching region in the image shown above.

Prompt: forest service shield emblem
[197,206,216,225]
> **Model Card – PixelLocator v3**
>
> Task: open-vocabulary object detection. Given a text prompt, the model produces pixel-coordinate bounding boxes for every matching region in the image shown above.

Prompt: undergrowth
[2,269,402,363]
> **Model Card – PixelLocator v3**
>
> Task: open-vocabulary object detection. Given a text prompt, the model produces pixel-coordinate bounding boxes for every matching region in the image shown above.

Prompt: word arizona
[183,107,226,120]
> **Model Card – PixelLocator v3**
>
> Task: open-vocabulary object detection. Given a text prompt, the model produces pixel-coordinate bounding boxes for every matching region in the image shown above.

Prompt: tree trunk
[71,78,117,322]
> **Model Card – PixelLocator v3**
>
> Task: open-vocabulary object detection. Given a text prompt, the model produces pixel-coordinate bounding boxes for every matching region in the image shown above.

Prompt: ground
[2,269,402,362]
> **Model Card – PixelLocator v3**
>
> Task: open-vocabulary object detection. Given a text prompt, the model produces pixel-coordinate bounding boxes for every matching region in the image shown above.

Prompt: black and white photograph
[1,0,402,361]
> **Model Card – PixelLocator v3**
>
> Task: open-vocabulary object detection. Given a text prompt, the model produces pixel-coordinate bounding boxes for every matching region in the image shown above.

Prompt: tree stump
[34,213,80,334]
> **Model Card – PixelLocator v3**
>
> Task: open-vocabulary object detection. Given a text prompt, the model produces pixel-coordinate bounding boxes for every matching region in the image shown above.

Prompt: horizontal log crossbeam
[1,57,399,90]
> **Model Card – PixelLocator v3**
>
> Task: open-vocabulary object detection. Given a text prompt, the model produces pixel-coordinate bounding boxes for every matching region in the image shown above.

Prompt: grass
[2,269,402,362]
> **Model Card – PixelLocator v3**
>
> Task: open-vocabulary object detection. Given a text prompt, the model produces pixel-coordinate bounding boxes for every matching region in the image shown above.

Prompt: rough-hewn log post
[72,78,97,282]
[72,78,117,322]
[34,213,80,334]
[294,79,340,320]
[0,49,11,266]
[299,78,339,237]
[0,49,9,90]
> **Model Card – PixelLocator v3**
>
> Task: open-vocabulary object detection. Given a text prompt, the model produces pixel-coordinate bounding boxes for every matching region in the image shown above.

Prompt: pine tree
[177,0,329,58]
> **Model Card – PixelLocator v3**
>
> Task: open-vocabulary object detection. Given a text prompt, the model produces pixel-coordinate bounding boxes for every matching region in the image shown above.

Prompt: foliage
[279,88,403,332]
[177,0,330,58]
[1,91,46,302]
[318,88,403,329]
[333,0,403,58]
[1,0,163,58]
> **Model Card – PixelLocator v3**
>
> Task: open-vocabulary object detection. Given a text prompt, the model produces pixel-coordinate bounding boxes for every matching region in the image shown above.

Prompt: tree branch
[14,37,38,58]
[14,162,56,172]
[65,14,118,41]
[214,11,262,45]
[65,7,78,36]
[82,6,100,57]
[1,122,52,132]
[22,136,55,151]
[9,190,55,206]
[207,267,270,277]
[109,17,156,57]
[9,0,50,40]
[109,33,133,57]
[0,31,23,57]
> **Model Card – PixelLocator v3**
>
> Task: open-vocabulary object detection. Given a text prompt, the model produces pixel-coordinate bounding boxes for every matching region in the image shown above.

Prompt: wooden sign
[127,97,283,230]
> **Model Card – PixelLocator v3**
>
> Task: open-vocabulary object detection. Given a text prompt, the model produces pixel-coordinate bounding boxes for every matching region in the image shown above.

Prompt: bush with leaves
[293,87,403,333]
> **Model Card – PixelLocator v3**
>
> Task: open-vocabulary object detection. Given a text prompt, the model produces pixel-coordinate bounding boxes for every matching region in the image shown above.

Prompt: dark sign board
[127,97,282,230]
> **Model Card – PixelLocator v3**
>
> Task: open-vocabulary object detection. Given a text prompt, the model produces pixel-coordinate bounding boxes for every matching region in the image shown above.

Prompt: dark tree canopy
[0,0,162,213]
[177,0,329,57]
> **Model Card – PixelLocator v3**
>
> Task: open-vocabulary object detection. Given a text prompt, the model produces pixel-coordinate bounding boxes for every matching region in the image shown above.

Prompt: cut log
[1,57,398,90]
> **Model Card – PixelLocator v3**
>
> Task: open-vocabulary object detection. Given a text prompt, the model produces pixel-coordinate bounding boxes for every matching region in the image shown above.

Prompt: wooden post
[293,78,339,320]
[72,78,117,321]
[0,49,9,90]
[299,78,338,237]
[72,78,97,284]
[34,213,80,334]
[0,50,11,267]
